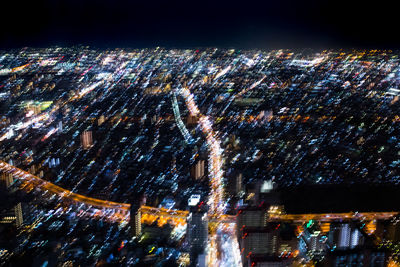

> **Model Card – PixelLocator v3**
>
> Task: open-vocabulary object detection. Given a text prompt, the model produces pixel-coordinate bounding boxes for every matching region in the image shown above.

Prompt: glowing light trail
[178,85,241,267]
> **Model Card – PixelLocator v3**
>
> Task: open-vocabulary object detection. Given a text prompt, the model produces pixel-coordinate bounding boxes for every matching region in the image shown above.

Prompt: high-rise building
[130,194,146,238]
[130,203,142,238]
[226,170,242,197]
[0,172,23,227]
[240,225,280,267]
[187,201,208,266]
[238,206,296,266]
[236,172,243,194]
[80,130,93,149]
[190,160,205,180]
[14,203,23,227]
[237,206,267,238]
[299,221,327,262]
[328,222,364,250]
[1,172,13,188]
[338,223,351,248]
[320,221,388,266]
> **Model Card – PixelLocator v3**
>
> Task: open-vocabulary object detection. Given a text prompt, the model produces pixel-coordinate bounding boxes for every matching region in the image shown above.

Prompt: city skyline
[0,47,400,266]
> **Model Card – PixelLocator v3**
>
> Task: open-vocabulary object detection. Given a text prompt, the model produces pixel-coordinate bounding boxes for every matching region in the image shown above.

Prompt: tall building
[14,203,23,227]
[187,201,208,266]
[130,203,142,238]
[238,205,296,266]
[328,222,365,250]
[236,172,243,194]
[319,221,387,266]
[130,194,146,238]
[80,130,93,149]
[237,206,267,238]
[190,160,205,180]
[1,172,13,188]
[226,170,242,197]
[0,172,23,227]
[240,225,280,266]
[299,220,327,262]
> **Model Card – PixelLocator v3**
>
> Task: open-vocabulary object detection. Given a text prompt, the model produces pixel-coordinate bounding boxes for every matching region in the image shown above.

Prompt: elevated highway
[1,160,397,227]
[0,160,130,222]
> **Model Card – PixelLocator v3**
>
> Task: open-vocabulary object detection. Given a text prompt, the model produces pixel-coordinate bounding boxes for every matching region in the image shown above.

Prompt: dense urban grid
[1,47,400,266]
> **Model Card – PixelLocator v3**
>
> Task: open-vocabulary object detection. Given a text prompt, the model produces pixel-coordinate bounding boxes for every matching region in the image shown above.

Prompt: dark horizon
[1,0,399,50]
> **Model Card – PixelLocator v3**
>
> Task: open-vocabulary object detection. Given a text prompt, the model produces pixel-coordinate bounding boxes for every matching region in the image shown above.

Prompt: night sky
[1,0,398,49]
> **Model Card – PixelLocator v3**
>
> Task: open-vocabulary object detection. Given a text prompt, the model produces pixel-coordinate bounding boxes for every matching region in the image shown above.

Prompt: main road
[178,85,242,267]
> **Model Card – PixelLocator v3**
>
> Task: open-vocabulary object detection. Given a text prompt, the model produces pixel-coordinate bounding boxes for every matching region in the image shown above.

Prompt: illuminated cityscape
[0,47,399,267]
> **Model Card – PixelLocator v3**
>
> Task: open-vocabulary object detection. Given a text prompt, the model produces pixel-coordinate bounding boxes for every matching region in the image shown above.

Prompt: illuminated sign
[188,194,201,206]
